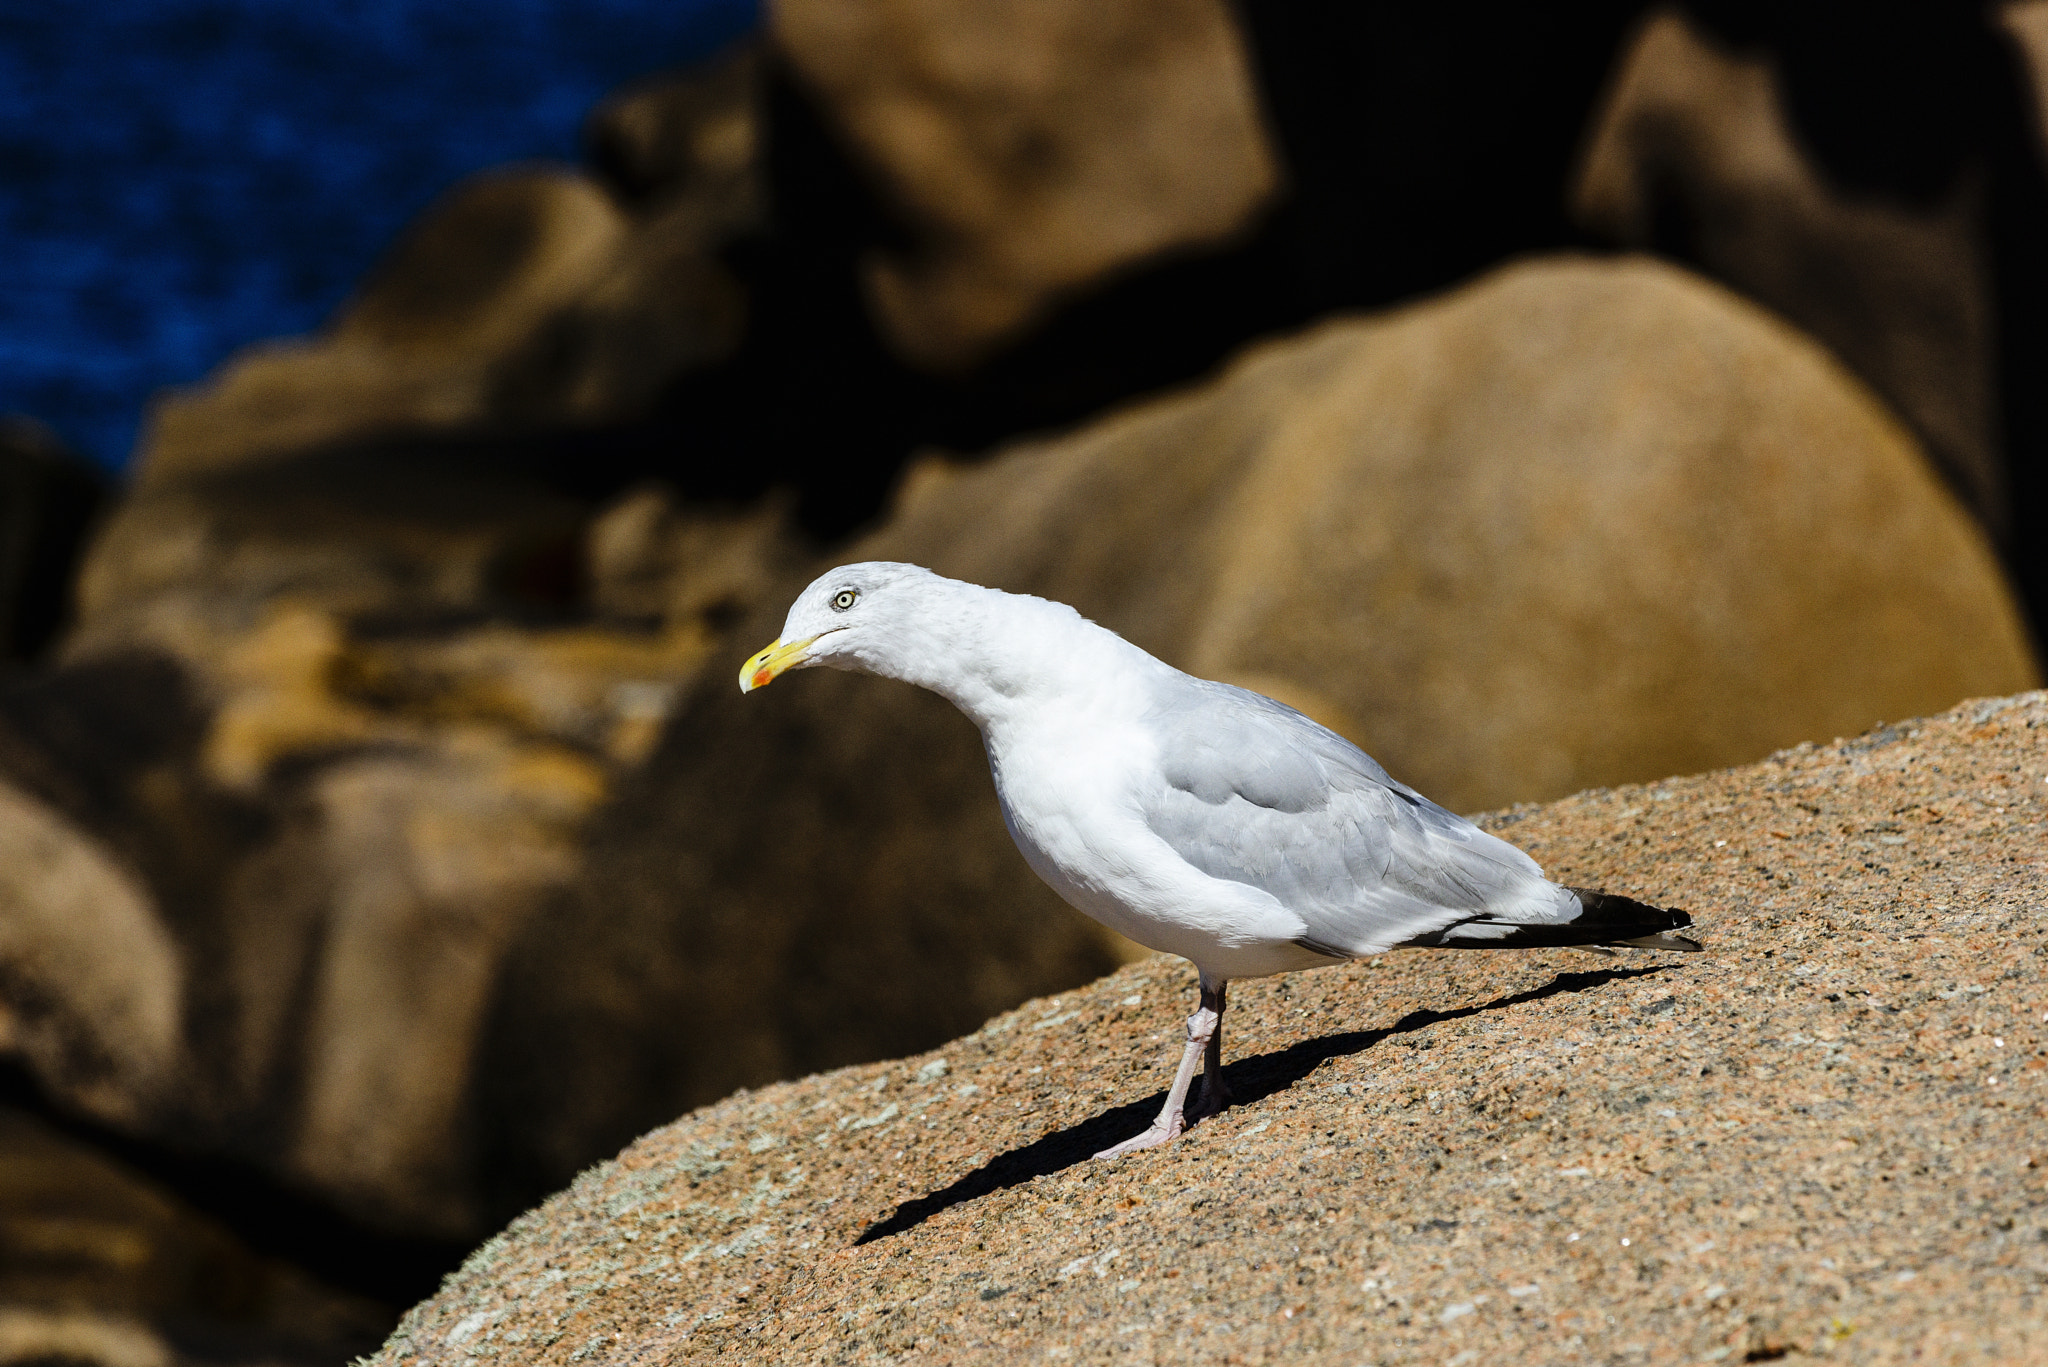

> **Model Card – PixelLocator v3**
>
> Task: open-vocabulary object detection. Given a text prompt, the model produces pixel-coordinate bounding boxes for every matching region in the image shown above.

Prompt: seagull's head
[738,561,948,693]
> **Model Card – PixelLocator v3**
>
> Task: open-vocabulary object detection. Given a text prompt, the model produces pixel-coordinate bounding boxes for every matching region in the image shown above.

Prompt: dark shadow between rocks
[855,964,1679,1244]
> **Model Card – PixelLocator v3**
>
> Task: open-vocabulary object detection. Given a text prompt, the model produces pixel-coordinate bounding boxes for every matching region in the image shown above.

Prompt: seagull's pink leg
[1094,976,1229,1159]
[1188,979,1232,1122]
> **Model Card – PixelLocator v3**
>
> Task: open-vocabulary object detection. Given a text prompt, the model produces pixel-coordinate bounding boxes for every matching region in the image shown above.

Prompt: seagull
[740,563,1700,1158]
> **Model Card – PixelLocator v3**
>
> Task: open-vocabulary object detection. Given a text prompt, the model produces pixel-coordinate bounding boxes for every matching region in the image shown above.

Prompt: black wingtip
[1402,887,1703,952]
[1566,887,1694,934]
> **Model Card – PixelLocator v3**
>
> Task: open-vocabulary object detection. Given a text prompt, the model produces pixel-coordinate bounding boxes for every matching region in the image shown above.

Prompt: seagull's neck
[866,584,1163,736]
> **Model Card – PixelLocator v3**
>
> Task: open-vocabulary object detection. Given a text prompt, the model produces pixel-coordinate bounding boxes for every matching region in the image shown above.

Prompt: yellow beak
[738,634,821,693]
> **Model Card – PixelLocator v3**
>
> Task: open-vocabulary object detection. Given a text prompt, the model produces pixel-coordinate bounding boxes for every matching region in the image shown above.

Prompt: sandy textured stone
[373,689,2048,1364]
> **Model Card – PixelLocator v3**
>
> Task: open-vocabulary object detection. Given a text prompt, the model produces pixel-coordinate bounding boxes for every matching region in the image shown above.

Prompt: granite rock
[371,688,2048,1366]
[849,254,2036,815]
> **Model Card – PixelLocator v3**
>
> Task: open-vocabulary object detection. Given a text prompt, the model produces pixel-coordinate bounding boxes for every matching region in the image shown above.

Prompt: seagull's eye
[831,589,859,611]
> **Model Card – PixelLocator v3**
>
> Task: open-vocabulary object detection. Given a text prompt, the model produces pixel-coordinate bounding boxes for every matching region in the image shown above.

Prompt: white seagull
[740,563,1700,1158]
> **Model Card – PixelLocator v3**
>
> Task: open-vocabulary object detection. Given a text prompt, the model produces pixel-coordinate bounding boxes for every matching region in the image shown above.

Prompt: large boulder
[138,45,763,485]
[772,0,1281,370]
[1572,7,2001,535]
[474,254,2037,1205]
[1570,3,2048,637]
[373,689,2048,1366]
[863,253,2035,812]
[764,252,2034,816]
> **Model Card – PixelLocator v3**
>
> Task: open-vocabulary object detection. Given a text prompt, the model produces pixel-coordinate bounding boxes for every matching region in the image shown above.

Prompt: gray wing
[1139,678,1567,954]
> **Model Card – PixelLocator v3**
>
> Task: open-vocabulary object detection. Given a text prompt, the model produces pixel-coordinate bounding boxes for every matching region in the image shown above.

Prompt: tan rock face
[867,254,2037,813]
[369,690,2048,1366]
[1571,9,2002,535]
[0,779,178,1129]
[137,45,763,484]
[2010,4,2048,144]
[773,0,1281,370]
[141,171,629,482]
[0,452,799,1237]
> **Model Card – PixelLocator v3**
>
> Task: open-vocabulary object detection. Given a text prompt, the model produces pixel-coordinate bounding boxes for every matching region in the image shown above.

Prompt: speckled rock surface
[375,691,2048,1365]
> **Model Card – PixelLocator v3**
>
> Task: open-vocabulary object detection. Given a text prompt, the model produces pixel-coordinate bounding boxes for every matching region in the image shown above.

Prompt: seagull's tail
[1405,887,1702,953]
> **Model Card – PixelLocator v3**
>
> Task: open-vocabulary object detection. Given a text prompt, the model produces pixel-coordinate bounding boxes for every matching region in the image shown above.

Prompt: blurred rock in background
[1571,0,2048,645]
[0,1092,392,1367]
[773,0,1281,371]
[139,42,764,488]
[0,1,2045,1358]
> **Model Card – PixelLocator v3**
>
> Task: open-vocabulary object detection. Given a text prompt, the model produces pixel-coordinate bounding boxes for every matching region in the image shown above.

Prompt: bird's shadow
[855,964,1675,1244]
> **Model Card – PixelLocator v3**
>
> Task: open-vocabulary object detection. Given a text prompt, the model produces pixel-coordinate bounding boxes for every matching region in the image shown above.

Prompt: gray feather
[1139,679,1566,953]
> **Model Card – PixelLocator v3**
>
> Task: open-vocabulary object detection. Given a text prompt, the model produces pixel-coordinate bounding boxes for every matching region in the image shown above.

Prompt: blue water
[0,0,757,473]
